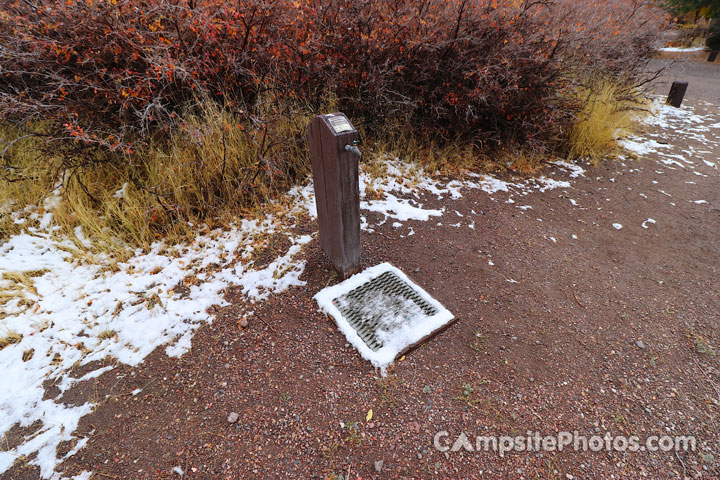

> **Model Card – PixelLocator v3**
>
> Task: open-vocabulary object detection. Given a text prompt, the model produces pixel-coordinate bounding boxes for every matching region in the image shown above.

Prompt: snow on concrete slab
[314,263,454,372]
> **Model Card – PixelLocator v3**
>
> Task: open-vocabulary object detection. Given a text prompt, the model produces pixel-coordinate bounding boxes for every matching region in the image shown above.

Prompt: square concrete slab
[314,263,455,369]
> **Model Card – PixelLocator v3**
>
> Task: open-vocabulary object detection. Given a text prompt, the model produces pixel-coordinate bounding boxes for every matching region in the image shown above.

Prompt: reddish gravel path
[5,54,720,480]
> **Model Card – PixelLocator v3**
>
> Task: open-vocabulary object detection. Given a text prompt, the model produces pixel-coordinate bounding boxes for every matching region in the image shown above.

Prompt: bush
[0,0,666,148]
[0,0,667,247]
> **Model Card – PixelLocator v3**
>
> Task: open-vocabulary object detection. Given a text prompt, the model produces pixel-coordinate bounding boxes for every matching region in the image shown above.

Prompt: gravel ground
[4,52,720,480]
[651,50,719,105]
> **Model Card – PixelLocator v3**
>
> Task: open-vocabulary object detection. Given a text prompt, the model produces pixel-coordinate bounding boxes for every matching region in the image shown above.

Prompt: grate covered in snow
[332,271,439,351]
[315,263,454,370]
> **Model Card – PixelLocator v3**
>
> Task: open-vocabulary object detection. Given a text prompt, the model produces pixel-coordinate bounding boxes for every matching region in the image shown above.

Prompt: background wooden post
[307,113,361,278]
[666,81,688,108]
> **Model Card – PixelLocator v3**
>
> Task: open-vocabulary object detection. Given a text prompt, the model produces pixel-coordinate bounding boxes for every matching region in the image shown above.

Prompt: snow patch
[658,46,705,52]
[0,187,315,478]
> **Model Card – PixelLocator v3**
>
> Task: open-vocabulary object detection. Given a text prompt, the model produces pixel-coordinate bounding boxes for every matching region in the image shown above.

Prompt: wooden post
[666,81,688,108]
[708,50,719,63]
[307,113,361,278]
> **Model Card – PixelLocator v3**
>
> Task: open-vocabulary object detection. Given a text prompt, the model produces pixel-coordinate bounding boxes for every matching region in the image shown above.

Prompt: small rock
[227,412,239,424]
[417,452,422,460]
[374,460,384,473]
[635,340,645,349]
[407,421,421,433]
[239,318,249,328]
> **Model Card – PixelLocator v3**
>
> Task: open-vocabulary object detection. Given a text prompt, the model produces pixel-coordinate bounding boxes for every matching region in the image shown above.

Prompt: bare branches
[0,0,667,157]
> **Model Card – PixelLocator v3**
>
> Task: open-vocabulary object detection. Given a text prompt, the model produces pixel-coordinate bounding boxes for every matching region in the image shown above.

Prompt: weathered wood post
[708,50,719,63]
[307,113,361,278]
[666,81,688,108]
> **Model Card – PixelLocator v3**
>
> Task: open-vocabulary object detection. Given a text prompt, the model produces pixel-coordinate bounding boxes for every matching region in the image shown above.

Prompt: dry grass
[51,167,154,259]
[0,271,44,312]
[670,22,708,48]
[2,271,42,295]
[371,119,483,175]
[22,349,34,362]
[0,270,47,319]
[495,148,547,175]
[97,330,117,340]
[1,82,649,258]
[0,331,22,351]
[1,99,313,254]
[0,124,59,240]
[139,99,312,230]
[568,79,648,164]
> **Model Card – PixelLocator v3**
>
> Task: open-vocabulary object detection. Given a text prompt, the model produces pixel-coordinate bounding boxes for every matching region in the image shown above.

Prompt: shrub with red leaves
[0,0,666,154]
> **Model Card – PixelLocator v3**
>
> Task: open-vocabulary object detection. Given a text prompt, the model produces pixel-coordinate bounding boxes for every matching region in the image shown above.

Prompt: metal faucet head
[344,143,362,158]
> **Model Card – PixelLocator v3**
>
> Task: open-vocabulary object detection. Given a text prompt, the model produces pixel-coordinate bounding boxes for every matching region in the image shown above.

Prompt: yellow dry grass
[0,270,47,319]
[0,124,59,240]
[372,123,482,175]
[568,79,648,164]
[0,331,22,350]
[1,82,651,259]
[2,99,313,255]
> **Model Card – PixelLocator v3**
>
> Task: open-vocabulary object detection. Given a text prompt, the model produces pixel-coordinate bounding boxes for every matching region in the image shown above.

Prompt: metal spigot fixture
[344,139,362,158]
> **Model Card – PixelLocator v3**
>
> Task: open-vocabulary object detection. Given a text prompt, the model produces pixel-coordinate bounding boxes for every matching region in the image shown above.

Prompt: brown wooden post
[666,81,688,108]
[307,113,361,278]
[708,50,719,63]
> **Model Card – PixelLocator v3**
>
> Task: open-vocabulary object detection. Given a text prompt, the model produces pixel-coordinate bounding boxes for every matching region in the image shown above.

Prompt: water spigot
[344,139,362,159]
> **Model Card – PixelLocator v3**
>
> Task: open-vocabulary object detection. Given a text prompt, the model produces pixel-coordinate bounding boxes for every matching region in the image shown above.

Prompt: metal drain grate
[315,262,455,368]
[332,271,439,351]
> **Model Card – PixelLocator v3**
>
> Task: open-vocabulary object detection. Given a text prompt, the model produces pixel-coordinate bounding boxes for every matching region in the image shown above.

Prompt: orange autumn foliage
[0,0,666,154]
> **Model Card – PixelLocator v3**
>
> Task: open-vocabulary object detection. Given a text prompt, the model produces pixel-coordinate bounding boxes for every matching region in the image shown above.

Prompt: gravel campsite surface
[5,55,720,480]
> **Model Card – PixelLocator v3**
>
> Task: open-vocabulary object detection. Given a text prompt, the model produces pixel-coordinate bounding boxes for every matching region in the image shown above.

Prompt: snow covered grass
[0,185,315,478]
[357,155,584,232]
[0,101,314,256]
